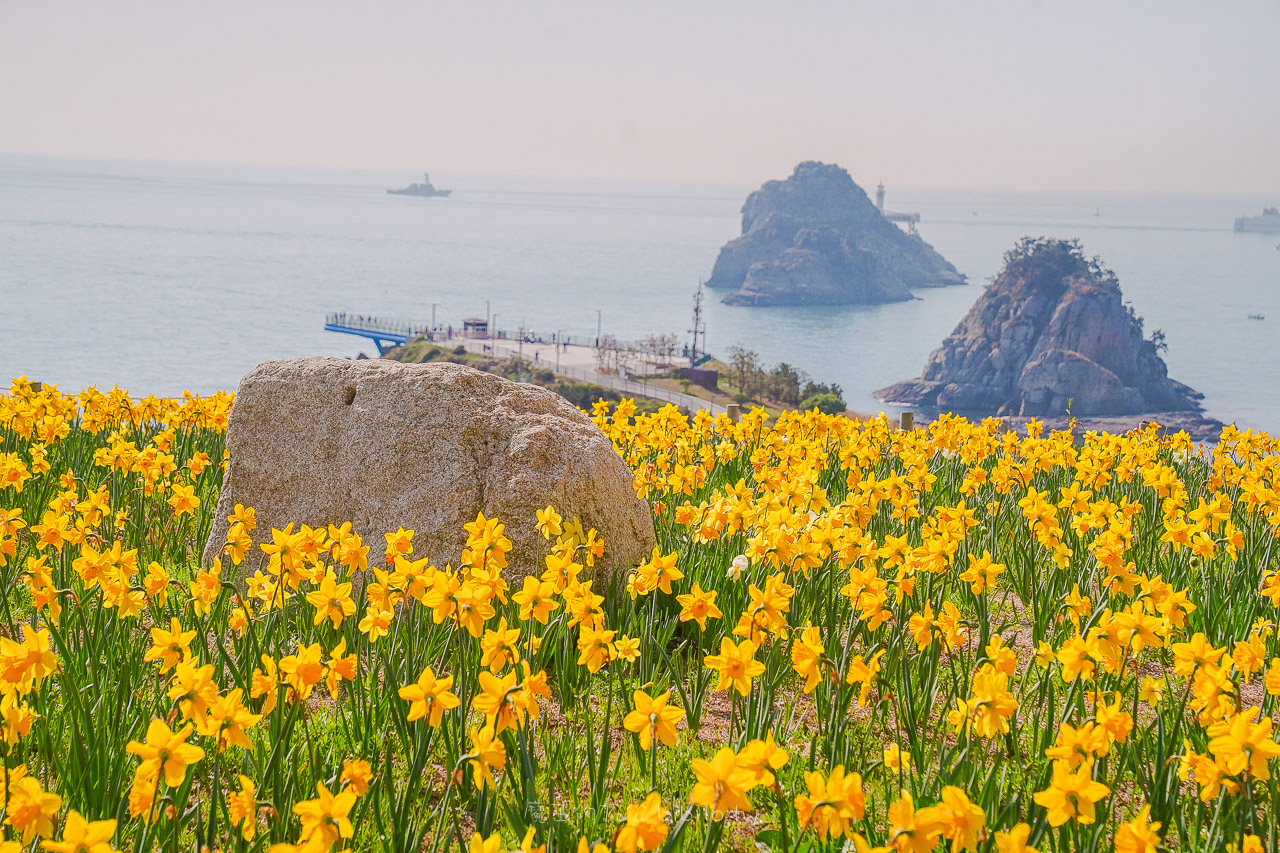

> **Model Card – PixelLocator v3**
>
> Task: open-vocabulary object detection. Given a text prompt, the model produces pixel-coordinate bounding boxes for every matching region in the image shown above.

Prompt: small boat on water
[387,173,452,198]
[1248,314,1265,320]
[1234,207,1280,232]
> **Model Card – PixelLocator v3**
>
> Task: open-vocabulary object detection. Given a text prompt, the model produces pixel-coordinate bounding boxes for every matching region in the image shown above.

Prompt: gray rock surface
[706,162,964,306]
[205,357,655,580]
[877,238,1207,418]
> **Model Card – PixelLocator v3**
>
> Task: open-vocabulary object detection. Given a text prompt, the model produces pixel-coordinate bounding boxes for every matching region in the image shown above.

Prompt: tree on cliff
[724,345,845,412]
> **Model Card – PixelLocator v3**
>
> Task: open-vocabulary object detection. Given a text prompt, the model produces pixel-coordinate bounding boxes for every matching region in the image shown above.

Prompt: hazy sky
[2,0,1277,192]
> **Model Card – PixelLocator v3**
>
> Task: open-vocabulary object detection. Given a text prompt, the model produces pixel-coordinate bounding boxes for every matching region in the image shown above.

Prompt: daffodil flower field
[1,377,1279,853]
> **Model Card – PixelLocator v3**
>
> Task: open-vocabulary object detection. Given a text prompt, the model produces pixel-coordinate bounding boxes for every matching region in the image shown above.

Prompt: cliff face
[706,161,964,306]
[876,238,1205,417]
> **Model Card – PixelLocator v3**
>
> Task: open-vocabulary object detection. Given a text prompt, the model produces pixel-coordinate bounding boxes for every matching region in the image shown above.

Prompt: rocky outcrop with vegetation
[706,161,964,306]
[877,237,1208,418]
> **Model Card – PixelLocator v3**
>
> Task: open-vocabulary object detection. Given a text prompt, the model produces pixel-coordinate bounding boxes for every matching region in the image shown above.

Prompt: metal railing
[324,314,723,413]
[328,312,662,353]
[324,312,431,340]
[486,329,659,351]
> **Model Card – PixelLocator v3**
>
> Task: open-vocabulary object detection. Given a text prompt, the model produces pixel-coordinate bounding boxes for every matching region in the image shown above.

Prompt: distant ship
[1233,207,1280,233]
[387,173,452,198]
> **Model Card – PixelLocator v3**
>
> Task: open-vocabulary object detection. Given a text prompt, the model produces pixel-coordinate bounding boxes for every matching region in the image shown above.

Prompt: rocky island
[877,237,1215,428]
[706,161,964,306]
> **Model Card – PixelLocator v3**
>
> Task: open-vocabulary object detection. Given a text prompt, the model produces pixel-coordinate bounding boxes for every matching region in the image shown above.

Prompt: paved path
[447,336,725,415]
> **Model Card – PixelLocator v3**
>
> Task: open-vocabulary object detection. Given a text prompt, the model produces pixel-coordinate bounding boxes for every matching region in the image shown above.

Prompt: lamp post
[596,309,602,347]
[431,303,439,334]
[485,300,491,338]
[556,329,566,372]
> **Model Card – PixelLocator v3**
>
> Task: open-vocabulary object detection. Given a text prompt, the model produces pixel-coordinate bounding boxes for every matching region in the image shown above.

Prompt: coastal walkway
[324,313,726,415]
[324,313,431,355]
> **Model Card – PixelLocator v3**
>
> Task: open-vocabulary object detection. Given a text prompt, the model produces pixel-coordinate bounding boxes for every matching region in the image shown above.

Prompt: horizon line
[2,150,1278,199]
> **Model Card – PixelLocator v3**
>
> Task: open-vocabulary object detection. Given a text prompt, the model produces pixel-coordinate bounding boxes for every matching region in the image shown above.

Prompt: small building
[462,317,489,338]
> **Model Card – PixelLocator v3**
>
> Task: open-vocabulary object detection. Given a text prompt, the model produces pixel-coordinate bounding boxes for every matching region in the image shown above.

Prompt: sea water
[2,156,1278,430]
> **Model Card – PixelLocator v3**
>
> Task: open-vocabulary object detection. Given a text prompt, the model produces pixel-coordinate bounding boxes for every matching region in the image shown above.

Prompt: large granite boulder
[877,238,1205,418]
[707,161,964,306]
[204,357,655,580]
